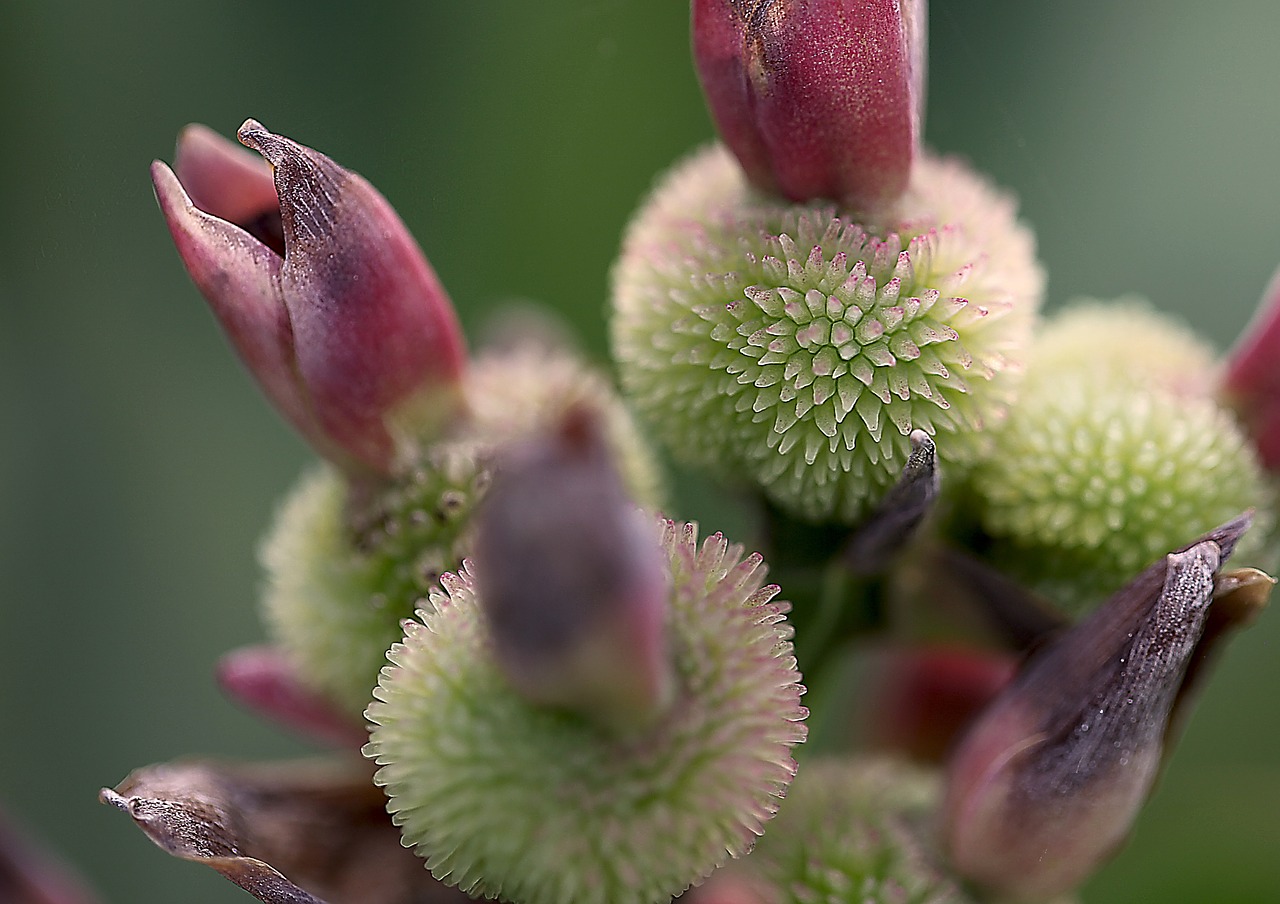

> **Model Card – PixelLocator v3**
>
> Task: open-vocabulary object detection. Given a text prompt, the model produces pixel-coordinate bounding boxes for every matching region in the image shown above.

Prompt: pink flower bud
[473,405,674,731]
[942,513,1263,900]
[0,808,102,904]
[152,121,466,476]
[691,0,926,214]
[1224,263,1280,469]
[215,646,368,749]
[860,645,1015,764]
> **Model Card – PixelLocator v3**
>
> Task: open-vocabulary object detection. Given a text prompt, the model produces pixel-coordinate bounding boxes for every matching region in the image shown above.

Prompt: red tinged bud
[215,646,368,749]
[941,513,1265,901]
[861,645,1015,764]
[1225,263,1280,469]
[152,121,467,477]
[691,0,926,214]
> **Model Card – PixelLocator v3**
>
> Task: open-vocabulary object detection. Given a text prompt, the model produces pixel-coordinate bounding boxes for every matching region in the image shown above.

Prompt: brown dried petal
[100,759,471,904]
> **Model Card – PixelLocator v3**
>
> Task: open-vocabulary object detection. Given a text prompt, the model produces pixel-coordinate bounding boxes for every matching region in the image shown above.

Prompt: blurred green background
[3,1,1279,901]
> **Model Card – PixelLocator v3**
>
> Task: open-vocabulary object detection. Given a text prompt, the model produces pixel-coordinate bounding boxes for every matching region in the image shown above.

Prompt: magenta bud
[1225,263,1280,469]
[942,513,1256,900]
[152,121,467,476]
[474,405,674,731]
[215,646,368,749]
[860,645,1015,764]
[0,809,102,904]
[691,0,926,214]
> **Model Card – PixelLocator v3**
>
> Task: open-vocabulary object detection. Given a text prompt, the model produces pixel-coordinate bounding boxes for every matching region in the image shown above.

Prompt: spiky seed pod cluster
[703,758,985,904]
[972,302,1272,614]
[260,342,663,715]
[365,520,808,904]
[611,143,1043,523]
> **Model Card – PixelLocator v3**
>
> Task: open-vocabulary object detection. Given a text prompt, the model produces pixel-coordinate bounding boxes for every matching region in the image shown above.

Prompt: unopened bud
[942,513,1260,900]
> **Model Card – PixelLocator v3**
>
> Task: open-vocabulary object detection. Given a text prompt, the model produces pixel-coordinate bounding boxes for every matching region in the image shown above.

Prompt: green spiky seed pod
[463,340,665,509]
[260,342,664,715]
[973,303,1272,614]
[611,143,1043,523]
[259,445,487,716]
[365,520,808,904]
[703,758,989,904]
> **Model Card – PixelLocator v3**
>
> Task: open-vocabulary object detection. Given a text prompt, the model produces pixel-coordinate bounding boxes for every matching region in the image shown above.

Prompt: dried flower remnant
[473,405,674,729]
[153,121,466,476]
[692,0,926,215]
[100,759,472,904]
[942,514,1269,901]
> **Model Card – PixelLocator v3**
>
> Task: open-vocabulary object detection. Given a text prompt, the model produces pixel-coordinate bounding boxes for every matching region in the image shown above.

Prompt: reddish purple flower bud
[859,645,1015,764]
[473,404,674,731]
[1224,263,1280,469]
[941,513,1264,901]
[691,0,926,214]
[216,646,368,749]
[0,809,102,904]
[152,121,467,476]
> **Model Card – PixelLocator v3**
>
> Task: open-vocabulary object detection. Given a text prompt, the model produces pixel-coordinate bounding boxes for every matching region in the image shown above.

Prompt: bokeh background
[3,1,1279,901]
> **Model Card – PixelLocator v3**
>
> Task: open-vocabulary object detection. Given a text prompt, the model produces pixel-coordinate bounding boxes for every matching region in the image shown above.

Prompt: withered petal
[942,512,1258,900]
[100,759,472,904]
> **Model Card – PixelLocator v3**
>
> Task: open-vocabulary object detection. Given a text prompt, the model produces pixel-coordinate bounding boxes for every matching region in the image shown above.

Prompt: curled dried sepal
[99,759,470,904]
[843,429,939,574]
[942,513,1258,901]
[692,0,926,214]
[216,645,368,748]
[474,404,674,730]
[153,121,467,476]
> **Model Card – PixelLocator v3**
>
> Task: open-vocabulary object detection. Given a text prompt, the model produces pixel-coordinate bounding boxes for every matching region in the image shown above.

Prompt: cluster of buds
[99,3,1280,904]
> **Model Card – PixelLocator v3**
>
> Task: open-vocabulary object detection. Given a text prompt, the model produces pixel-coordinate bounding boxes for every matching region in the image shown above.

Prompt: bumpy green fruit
[973,302,1272,613]
[365,520,807,904]
[706,758,987,904]
[260,342,663,715]
[611,143,1043,523]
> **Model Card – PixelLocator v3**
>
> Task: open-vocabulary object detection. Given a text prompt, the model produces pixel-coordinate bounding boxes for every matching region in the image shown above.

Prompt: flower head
[152,121,467,476]
[692,0,927,215]
[611,145,1041,523]
[365,519,807,904]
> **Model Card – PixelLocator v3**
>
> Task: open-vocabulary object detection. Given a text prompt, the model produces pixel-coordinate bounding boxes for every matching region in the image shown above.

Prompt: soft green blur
[2,2,1278,902]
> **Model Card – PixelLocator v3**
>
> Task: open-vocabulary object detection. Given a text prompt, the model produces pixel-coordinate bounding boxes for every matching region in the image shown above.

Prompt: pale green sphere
[715,758,981,904]
[611,144,1043,523]
[974,303,1271,613]
[365,520,807,904]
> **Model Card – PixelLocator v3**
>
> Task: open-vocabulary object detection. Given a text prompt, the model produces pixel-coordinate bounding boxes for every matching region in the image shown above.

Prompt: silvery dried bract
[942,512,1269,900]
